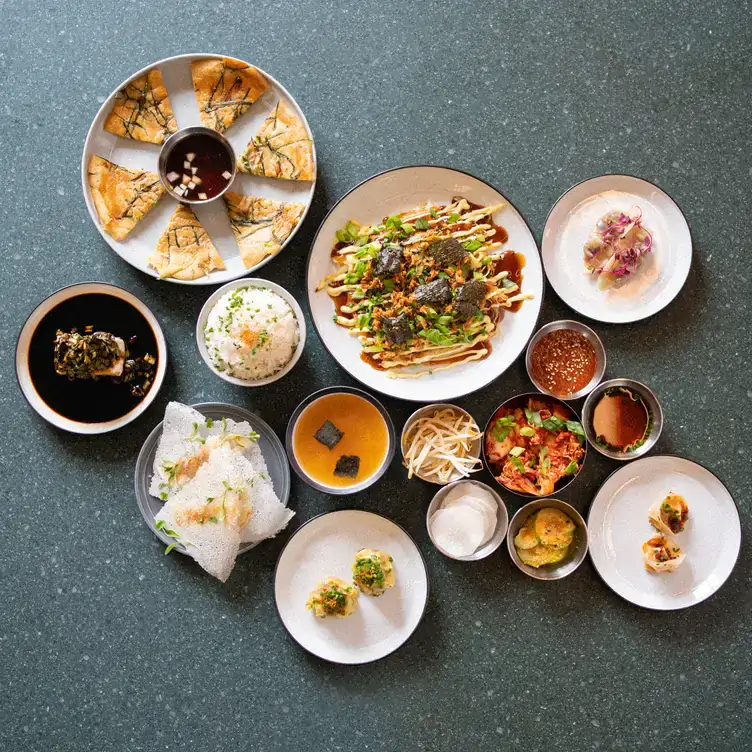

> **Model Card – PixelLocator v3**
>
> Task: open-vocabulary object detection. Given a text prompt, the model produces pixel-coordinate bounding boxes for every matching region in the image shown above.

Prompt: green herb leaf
[542,415,566,432]
[510,456,525,473]
[563,459,579,475]
[447,213,459,224]
[565,420,585,436]
[382,279,395,293]
[429,208,439,219]
[463,239,483,252]
[414,218,430,230]
[401,222,415,234]
[524,408,542,427]
[502,277,517,290]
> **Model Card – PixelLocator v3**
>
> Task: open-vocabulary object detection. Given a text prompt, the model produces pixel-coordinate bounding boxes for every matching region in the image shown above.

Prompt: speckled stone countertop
[1,1,750,750]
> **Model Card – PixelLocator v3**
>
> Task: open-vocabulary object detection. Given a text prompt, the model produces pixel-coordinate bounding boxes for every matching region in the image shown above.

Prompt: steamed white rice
[204,286,299,380]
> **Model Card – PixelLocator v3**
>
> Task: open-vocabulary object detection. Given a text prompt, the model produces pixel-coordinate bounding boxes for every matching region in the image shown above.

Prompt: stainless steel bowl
[483,392,588,498]
[401,403,482,485]
[157,125,236,204]
[285,386,396,495]
[507,499,588,580]
[525,319,606,400]
[582,378,663,461]
[427,480,508,561]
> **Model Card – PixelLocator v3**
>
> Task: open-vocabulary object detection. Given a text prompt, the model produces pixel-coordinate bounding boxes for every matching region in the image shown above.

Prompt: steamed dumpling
[642,535,686,574]
[306,577,358,618]
[648,493,688,535]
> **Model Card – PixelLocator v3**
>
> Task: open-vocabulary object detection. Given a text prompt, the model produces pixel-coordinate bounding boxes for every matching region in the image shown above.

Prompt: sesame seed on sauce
[531,329,597,397]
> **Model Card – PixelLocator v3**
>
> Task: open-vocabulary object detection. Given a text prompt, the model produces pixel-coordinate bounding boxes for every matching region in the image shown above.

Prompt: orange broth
[293,393,389,487]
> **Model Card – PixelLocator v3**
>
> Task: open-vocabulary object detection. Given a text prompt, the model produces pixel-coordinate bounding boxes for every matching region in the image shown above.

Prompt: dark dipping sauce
[591,388,650,451]
[164,133,234,201]
[28,293,159,424]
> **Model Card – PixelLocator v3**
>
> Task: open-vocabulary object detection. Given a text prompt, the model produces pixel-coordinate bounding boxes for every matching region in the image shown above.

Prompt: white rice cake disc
[441,488,497,545]
[443,484,498,516]
[430,506,486,557]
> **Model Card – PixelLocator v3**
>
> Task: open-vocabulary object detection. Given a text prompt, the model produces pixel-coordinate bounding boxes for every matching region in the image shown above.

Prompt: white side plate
[542,174,691,323]
[588,456,740,610]
[81,52,316,285]
[306,166,543,402]
[274,510,428,664]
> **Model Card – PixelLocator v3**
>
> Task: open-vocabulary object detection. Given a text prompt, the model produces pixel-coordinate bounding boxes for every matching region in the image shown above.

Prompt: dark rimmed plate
[274,509,429,664]
[134,402,290,554]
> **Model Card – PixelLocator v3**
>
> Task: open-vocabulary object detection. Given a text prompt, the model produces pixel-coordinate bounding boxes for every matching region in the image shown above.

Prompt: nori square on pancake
[455,301,478,321]
[457,279,487,304]
[334,455,360,478]
[381,313,413,344]
[414,278,452,306]
[427,237,466,267]
[314,419,344,450]
[373,244,403,276]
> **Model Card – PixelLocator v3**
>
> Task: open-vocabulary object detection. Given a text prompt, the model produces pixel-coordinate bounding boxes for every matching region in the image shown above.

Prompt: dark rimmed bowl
[582,378,663,461]
[285,386,396,495]
[482,391,588,498]
[525,319,606,400]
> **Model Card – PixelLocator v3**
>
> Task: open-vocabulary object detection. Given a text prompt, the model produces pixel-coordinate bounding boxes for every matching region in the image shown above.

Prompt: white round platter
[81,52,316,285]
[274,509,429,664]
[306,165,543,402]
[542,174,691,323]
[588,455,741,610]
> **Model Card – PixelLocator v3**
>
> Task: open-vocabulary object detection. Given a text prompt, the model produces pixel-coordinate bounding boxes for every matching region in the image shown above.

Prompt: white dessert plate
[306,165,543,402]
[542,174,691,323]
[81,52,316,285]
[588,455,740,610]
[274,510,428,664]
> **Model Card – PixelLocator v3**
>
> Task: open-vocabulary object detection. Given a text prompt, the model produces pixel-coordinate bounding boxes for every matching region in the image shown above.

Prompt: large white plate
[542,175,691,323]
[588,456,740,610]
[306,166,543,402]
[274,510,428,664]
[81,53,316,285]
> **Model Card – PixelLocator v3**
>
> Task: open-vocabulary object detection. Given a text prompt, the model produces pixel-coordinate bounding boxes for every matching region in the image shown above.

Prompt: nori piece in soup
[381,313,412,344]
[314,420,344,450]
[373,245,403,277]
[427,237,466,267]
[334,455,360,479]
[414,278,452,306]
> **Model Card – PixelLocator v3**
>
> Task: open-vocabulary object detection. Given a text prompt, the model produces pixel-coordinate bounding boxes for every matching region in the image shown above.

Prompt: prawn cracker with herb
[87,155,166,240]
[314,420,344,450]
[103,69,177,144]
[190,57,269,132]
[149,204,225,281]
[223,191,305,269]
[238,99,315,181]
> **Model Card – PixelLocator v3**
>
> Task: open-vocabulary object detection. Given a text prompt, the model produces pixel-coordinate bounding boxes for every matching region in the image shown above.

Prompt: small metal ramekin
[401,403,482,485]
[427,480,508,561]
[157,125,236,204]
[507,499,588,580]
[582,378,663,461]
[525,319,606,401]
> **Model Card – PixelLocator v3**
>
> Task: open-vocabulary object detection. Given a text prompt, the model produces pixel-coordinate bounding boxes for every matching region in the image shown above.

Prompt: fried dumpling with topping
[306,577,358,618]
[149,204,225,281]
[87,155,166,240]
[642,535,686,573]
[648,493,689,535]
[238,100,315,181]
[223,191,305,269]
[352,549,395,597]
[191,57,268,132]
[103,69,177,144]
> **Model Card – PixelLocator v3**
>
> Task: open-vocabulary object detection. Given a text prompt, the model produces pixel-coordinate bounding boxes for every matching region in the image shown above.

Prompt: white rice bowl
[204,286,300,380]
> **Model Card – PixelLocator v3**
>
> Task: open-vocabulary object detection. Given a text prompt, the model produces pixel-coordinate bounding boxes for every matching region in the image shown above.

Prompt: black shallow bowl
[482,391,588,498]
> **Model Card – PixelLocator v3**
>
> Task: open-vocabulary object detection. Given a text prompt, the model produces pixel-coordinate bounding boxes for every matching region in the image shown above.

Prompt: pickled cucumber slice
[534,508,576,547]
[513,515,540,550]
[517,543,569,568]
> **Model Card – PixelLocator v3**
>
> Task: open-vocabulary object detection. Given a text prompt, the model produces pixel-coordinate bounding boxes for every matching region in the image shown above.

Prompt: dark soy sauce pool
[28,293,159,423]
